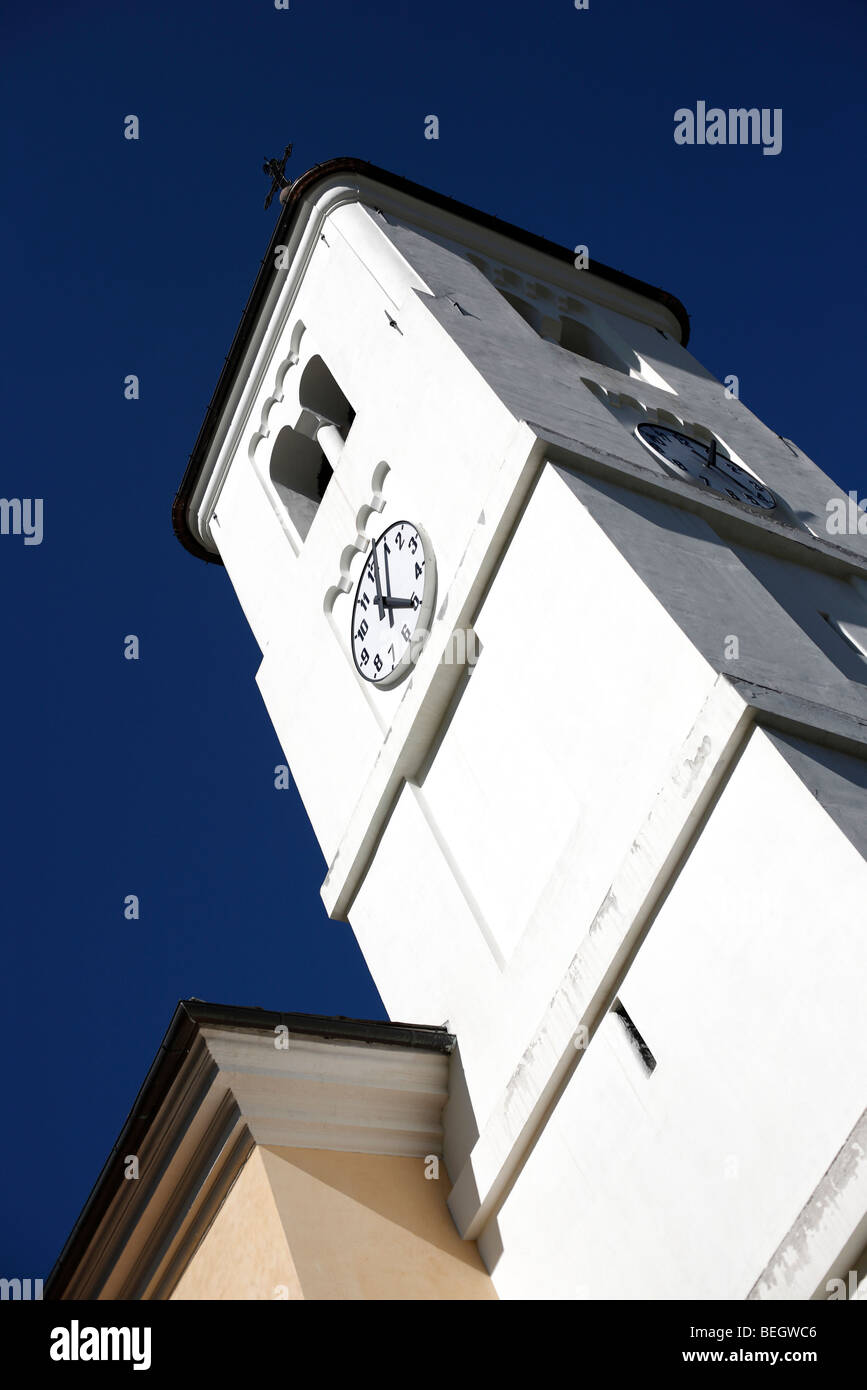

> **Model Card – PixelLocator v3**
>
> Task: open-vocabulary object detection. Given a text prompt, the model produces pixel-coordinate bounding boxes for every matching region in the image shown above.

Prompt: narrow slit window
[820,613,867,664]
[611,999,657,1075]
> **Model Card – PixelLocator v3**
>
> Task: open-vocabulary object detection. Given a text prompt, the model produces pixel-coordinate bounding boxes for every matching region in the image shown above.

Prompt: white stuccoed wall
[188,170,867,1299]
[481,727,867,1300]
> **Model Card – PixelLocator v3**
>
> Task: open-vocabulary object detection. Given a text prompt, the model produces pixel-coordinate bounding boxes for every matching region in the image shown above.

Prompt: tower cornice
[172,157,691,564]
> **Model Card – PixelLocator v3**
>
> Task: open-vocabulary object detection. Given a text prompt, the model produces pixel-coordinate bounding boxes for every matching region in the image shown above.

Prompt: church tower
[173,158,867,1301]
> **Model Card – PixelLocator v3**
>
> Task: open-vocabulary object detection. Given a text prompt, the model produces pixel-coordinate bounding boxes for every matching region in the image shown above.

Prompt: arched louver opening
[557,317,633,374]
[269,426,329,541]
[269,356,356,542]
[298,355,355,436]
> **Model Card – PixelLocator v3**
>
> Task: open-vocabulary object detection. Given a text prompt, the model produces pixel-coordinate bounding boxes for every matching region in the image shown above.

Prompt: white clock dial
[635,422,778,511]
[351,521,437,688]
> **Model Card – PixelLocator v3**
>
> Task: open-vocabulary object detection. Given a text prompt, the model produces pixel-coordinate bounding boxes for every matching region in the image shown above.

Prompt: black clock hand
[371,538,385,621]
[382,539,395,628]
[381,596,415,610]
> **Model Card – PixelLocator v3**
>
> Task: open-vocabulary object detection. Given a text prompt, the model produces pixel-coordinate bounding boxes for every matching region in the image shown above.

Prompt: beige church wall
[170,1147,303,1301]
[259,1146,496,1300]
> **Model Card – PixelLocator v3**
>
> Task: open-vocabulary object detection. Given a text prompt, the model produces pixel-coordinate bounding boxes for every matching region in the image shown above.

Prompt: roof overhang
[45,999,455,1300]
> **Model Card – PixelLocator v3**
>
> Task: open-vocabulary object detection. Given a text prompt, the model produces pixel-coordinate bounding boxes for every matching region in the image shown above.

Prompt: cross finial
[263,143,293,210]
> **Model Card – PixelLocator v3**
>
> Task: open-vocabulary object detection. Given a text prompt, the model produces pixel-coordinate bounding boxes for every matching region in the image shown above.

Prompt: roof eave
[44,998,455,1299]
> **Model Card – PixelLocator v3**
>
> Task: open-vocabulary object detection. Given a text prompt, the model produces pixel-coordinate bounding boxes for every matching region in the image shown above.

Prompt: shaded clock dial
[635,422,777,511]
[351,521,436,688]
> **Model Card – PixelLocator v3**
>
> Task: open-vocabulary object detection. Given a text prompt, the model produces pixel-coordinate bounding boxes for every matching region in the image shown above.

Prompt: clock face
[351,521,437,688]
[635,422,777,511]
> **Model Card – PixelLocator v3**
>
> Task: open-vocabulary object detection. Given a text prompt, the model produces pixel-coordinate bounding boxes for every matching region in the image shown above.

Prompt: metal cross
[263,144,293,210]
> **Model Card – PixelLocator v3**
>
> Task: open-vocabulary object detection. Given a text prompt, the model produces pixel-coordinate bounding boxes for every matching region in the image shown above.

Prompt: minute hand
[371,539,386,621]
[382,539,396,627]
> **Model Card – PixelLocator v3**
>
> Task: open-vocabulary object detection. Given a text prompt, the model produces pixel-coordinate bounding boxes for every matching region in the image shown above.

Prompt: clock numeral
[414,561,423,580]
[373,653,383,673]
[367,563,374,584]
[356,618,369,641]
[395,531,404,549]
[358,592,369,612]
[388,644,395,663]
[360,647,370,666]
[401,623,411,642]
[408,534,418,554]
[411,593,419,610]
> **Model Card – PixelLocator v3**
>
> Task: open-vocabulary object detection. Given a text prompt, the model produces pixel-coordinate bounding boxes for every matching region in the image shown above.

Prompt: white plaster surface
[190,172,867,1298]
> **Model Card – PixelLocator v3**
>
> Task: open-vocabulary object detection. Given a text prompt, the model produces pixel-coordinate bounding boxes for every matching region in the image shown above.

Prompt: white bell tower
[174,158,867,1301]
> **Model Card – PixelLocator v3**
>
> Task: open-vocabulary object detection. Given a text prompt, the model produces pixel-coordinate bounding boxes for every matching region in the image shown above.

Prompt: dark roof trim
[181,998,455,1052]
[45,998,455,1299]
[172,157,691,565]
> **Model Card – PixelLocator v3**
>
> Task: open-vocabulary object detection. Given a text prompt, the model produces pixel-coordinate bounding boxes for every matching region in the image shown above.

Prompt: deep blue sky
[2,0,865,1280]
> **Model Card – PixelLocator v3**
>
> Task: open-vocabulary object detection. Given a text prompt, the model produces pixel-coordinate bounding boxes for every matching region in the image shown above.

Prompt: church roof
[45,998,455,1300]
[172,156,691,564]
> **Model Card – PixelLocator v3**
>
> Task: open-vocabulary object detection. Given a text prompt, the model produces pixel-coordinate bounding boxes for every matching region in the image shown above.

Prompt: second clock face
[351,521,436,688]
[635,422,777,511]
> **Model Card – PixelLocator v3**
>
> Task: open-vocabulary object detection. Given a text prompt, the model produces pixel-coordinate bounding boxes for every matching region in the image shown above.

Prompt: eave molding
[52,1017,452,1300]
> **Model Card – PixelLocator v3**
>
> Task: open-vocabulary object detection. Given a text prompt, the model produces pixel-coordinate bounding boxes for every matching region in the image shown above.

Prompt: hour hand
[381,596,415,610]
